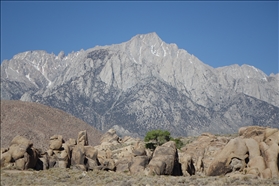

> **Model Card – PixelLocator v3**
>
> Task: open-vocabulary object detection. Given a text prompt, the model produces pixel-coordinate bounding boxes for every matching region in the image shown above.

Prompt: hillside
[0,100,102,150]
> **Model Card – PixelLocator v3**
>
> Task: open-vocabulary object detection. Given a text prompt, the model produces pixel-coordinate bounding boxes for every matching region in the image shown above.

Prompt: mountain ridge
[1,32,278,137]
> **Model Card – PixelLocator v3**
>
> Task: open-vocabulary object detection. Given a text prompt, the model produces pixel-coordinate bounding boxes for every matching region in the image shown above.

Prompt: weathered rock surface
[1,126,278,180]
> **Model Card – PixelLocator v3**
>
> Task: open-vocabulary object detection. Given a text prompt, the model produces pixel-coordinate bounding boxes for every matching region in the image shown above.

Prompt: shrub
[144,130,171,149]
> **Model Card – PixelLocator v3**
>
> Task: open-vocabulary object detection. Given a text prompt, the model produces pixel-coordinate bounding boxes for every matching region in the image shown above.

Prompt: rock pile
[207,126,279,178]
[1,126,278,179]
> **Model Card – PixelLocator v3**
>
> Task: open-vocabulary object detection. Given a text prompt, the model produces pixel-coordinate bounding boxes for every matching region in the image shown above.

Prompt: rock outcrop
[1,126,278,180]
[206,126,279,178]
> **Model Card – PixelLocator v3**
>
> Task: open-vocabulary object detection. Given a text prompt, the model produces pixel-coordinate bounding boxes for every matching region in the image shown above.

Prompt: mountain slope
[0,100,102,150]
[1,32,278,137]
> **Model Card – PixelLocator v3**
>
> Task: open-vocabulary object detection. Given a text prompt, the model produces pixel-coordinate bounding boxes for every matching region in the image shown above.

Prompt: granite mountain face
[1,32,278,137]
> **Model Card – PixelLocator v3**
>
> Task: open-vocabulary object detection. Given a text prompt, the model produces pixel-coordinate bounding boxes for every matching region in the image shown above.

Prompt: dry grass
[1,167,279,186]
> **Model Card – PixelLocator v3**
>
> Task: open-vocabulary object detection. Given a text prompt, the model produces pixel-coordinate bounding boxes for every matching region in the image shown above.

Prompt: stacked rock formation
[1,126,278,179]
[1,136,38,170]
[207,126,279,178]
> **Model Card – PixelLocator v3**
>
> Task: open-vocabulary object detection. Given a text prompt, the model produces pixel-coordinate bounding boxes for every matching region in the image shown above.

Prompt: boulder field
[1,126,278,179]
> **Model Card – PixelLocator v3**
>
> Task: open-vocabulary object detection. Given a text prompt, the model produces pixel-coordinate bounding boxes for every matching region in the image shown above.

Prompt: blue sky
[1,1,278,75]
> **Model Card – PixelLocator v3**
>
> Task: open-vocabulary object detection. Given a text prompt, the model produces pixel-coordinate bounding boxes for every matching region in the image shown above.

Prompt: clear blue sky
[1,1,278,75]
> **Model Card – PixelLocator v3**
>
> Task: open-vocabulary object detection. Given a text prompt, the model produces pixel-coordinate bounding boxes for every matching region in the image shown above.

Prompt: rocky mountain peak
[1,33,278,137]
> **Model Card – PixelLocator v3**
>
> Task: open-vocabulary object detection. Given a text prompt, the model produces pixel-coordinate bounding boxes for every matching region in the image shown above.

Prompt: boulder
[100,129,120,144]
[195,156,204,173]
[115,157,132,173]
[131,141,146,156]
[247,155,266,174]
[102,158,115,171]
[58,149,69,168]
[244,138,260,159]
[84,146,98,170]
[259,142,278,178]
[230,158,245,172]
[145,141,177,176]
[0,151,12,167]
[206,137,248,176]
[35,153,49,170]
[49,135,63,150]
[9,136,33,161]
[48,154,58,168]
[179,153,195,176]
[238,126,266,143]
[85,146,98,160]
[129,156,149,175]
[261,168,272,179]
[65,138,77,147]
[15,156,27,170]
[77,130,88,146]
[26,147,38,169]
[264,129,279,146]
[71,144,85,166]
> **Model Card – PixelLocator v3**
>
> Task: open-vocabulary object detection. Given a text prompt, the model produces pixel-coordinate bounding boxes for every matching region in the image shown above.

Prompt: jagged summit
[1,33,278,137]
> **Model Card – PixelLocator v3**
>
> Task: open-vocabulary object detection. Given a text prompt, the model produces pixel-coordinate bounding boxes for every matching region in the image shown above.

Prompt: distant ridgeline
[1,32,278,137]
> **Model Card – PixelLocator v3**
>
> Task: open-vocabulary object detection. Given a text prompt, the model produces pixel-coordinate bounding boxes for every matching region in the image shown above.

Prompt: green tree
[144,129,171,150]
[144,129,184,150]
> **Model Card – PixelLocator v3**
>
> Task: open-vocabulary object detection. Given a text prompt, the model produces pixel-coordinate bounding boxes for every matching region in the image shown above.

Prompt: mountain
[1,100,102,150]
[1,32,278,137]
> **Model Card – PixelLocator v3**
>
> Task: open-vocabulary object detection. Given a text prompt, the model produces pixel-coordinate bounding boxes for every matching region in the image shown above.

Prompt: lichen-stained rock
[77,130,88,146]
[145,141,177,176]
[49,135,63,150]
[206,137,248,176]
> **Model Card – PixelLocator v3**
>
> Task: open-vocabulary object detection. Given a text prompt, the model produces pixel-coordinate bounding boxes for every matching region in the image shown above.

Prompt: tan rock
[102,158,115,171]
[85,146,98,160]
[77,130,88,146]
[264,130,279,146]
[247,155,266,173]
[206,137,248,176]
[179,153,194,176]
[49,135,63,150]
[244,138,260,159]
[0,151,12,167]
[100,129,120,144]
[130,156,149,175]
[261,168,272,179]
[260,142,278,178]
[145,141,177,176]
[71,144,85,166]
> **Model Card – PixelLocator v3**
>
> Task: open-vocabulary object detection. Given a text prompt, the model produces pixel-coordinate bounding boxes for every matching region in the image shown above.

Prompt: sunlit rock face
[1,32,278,137]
